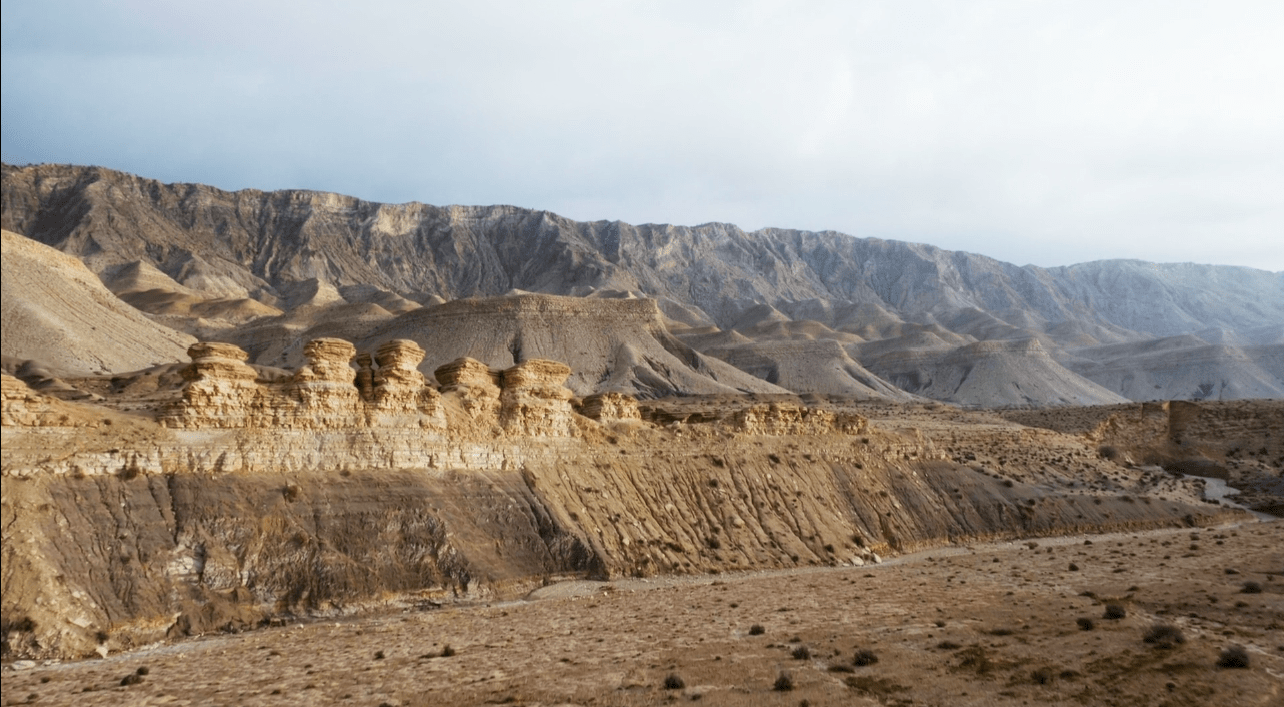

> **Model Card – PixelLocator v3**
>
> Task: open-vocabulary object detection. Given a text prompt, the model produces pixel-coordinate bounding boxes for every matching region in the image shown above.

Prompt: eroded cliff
[1,340,1245,661]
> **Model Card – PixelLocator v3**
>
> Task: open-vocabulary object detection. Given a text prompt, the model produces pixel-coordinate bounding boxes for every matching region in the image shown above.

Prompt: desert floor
[4,520,1281,707]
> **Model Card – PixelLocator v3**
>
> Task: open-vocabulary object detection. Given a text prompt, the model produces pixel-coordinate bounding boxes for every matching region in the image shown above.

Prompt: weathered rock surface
[499,359,576,437]
[3,353,1253,661]
[577,392,642,422]
[435,357,502,422]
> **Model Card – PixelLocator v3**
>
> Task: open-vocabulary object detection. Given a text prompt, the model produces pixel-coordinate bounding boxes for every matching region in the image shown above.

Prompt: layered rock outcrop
[435,357,502,422]
[1,374,83,427]
[578,392,642,422]
[732,402,868,436]
[162,339,446,430]
[499,359,576,436]
[163,342,269,428]
[371,339,445,427]
[159,339,578,436]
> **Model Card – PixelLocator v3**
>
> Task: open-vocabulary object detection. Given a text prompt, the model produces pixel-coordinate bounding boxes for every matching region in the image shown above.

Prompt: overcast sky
[3,1,1281,271]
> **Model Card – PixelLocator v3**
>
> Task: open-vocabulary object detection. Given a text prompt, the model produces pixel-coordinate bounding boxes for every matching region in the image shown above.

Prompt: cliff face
[1,342,1242,661]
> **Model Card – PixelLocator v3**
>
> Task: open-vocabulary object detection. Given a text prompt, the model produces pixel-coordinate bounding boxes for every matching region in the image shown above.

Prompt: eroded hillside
[2,338,1260,662]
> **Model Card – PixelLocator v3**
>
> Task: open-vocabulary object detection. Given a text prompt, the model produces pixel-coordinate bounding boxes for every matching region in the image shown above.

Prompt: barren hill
[860,338,1129,407]
[358,294,788,398]
[0,229,194,375]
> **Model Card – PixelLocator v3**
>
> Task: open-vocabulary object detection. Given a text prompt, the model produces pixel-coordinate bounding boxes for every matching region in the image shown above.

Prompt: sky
[3,1,1282,271]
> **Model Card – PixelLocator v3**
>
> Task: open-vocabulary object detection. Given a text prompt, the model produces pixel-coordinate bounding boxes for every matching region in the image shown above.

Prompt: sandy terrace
[4,521,1281,707]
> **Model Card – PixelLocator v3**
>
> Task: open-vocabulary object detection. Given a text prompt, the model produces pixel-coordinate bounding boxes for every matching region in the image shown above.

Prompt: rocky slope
[3,163,1282,405]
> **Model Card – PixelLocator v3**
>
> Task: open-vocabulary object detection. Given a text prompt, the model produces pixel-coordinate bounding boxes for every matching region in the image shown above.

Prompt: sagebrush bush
[773,671,795,691]
[748,624,765,636]
[1076,617,1095,631]
[663,673,685,690]
[1143,624,1186,649]
[1103,603,1127,620]
[852,649,879,666]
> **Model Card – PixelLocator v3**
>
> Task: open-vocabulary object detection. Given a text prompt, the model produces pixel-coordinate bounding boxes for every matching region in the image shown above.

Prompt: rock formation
[435,357,502,422]
[732,402,867,436]
[371,339,445,427]
[164,338,446,430]
[498,359,576,437]
[163,342,268,428]
[2,345,1262,661]
[0,374,84,427]
[578,392,642,422]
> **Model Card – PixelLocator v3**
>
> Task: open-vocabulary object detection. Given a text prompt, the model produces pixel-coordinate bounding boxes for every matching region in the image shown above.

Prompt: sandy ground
[4,521,1281,707]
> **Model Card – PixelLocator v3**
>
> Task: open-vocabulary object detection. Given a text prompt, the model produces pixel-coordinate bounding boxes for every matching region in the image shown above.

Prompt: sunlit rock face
[371,339,445,428]
[435,357,502,422]
[499,359,576,437]
[578,392,642,423]
[731,402,867,436]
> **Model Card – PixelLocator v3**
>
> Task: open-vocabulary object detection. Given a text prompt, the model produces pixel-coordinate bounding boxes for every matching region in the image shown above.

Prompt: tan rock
[436,357,502,421]
[163,342,268,428]
[372,339,444,427]
[578,392,642,422]
[287,338,362,427]
[732,403,866,436]
[1,374,83,427]
[499,359,576,436]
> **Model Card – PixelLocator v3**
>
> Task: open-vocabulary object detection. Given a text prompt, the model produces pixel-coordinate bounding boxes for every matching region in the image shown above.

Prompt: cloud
[3,0,1282,270]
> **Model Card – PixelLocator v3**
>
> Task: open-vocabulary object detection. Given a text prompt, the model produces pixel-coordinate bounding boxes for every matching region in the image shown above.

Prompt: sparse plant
[1031,666,1056,685]
[773,671,795,691]
[1143,624,1186,649]
[1241,581,1263,594]
[791,645,811,660]
[1103,603,1127,620]
[663,672,685,690]
[1068,563,1080,571]
[440,644,456,657]
[748,624,765,636]
[936,640,961,650]
[852,649,879,666]
[1216,645,1250,669]
[1098,445,1120,461]
[1076,617,1095,631]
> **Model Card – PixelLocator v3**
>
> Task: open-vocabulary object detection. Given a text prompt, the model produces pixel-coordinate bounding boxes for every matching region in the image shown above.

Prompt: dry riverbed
[4,522,1281,707]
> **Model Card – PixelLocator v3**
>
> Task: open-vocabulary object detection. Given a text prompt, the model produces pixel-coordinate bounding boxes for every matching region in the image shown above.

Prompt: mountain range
[3,162,1282,405]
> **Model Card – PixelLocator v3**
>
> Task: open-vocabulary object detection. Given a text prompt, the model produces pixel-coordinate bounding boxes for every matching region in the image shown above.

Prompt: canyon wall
[1,341,1243,661]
